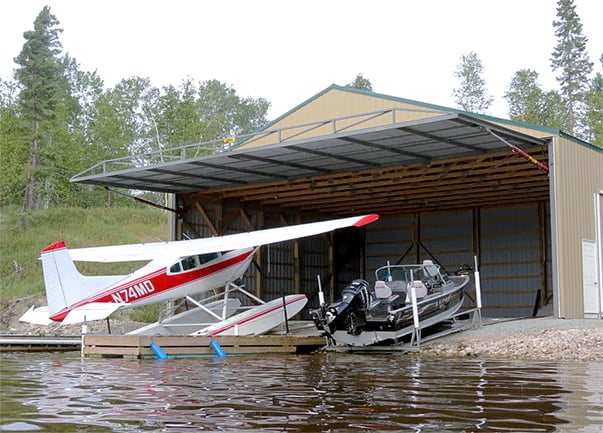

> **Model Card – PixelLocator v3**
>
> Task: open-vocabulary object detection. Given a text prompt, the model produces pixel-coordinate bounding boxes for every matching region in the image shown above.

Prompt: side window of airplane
[168,252,223,275]
[197,252,219,265]
[181,255,198,271]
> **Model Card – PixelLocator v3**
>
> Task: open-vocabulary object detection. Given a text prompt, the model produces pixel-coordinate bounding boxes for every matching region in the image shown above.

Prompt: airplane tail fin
[35,240,124,322]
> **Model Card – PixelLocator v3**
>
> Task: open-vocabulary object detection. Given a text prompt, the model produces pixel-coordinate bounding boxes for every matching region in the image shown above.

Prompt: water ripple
[1,352,602,432]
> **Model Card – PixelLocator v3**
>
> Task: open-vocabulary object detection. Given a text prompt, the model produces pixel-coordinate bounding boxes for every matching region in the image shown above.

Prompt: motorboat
[311,260,470,346]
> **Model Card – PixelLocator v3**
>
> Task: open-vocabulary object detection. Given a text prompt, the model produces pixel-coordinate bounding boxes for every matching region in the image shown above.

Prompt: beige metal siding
[551,137,603,318]
[238,88,447,149]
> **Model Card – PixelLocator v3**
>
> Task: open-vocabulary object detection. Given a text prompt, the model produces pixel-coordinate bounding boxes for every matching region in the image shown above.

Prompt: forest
[1,0,602,222]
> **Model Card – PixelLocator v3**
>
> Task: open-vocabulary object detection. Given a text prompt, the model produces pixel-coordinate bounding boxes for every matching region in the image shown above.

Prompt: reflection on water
[1,352,602,432]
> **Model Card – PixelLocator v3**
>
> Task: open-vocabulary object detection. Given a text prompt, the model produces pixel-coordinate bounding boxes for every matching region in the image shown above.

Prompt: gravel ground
[417,317,603,361]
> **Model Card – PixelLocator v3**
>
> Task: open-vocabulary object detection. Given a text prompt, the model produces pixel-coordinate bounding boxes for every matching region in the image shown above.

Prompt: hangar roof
[72,111,551,215]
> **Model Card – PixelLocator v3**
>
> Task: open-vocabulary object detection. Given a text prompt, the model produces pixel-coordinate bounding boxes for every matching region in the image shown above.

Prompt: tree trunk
[16,121,39,230]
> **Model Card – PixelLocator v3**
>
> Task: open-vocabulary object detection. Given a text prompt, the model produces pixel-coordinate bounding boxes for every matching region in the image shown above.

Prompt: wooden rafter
[184,147,549,217]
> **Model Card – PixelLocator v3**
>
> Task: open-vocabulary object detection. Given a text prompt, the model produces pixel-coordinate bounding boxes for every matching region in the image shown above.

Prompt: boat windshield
[375,263,447,285]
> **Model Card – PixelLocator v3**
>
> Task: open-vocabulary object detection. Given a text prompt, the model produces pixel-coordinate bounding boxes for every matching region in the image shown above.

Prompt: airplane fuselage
[49,247,256,322]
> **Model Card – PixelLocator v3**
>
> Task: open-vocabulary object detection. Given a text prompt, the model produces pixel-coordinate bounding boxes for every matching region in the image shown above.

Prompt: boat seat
[369,281,399,311]
[405,280,428,303]
[373,281,400,306]
[374,280,392,298]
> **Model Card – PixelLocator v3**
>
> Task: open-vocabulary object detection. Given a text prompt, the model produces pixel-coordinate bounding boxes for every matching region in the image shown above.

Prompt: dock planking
[0,336,81,352]
[82,334,326,358]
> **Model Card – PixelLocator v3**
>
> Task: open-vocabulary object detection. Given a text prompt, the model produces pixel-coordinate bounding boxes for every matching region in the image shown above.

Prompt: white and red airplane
[20,214,379,328]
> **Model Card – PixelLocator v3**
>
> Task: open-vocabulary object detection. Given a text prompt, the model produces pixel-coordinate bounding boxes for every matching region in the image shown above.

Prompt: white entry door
[582,239,600,318]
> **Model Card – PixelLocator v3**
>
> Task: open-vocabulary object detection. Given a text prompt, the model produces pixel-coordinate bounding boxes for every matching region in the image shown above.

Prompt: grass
[0,205,170,301]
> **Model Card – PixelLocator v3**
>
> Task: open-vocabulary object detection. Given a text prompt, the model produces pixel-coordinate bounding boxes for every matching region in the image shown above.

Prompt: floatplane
[20,214,379,337]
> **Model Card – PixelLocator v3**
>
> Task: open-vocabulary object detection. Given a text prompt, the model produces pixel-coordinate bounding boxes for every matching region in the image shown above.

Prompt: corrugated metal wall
[551,136,603,318]
[480,205,549,317]
[299,236,330,306]
[420,211,474,273]
[365,204,550,317]
[365,214,414,271]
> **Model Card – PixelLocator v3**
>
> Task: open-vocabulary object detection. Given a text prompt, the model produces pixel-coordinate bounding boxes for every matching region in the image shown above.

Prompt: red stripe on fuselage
[49,249,255,322]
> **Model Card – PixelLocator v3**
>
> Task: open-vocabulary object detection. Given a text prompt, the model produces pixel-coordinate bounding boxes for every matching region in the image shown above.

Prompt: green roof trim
[558,130,603,152]
[231,83,600,152]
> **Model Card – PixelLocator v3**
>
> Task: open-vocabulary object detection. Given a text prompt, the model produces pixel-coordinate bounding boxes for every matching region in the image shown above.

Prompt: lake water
[0,351,602,432]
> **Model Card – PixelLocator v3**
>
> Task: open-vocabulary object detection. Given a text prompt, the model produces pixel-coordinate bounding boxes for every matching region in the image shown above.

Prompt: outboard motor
[456,264,473,275]
[311,279,372,337]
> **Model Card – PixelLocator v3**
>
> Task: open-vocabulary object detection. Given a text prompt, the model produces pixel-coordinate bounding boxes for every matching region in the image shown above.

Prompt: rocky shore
[0,295,147,336]
[417,317,603,361]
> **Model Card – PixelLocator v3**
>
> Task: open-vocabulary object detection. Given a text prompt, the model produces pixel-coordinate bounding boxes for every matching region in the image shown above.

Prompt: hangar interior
[73,97,558,319]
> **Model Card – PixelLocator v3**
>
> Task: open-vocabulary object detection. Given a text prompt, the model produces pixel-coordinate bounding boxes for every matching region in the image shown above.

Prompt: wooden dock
[82,334,326,358]
[0,336,81,352]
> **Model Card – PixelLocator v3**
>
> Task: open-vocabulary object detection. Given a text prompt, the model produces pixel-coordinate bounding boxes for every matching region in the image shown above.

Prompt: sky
[1,0,602,120]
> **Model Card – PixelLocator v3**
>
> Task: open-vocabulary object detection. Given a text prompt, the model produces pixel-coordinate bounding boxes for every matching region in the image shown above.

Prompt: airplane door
[582,239,600,318]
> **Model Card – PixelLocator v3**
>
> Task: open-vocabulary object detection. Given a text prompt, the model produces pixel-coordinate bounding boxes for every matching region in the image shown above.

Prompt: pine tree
[452,52,493,114]
[550,0,593,136]
[585,54,603,147]
[13,6,65,226]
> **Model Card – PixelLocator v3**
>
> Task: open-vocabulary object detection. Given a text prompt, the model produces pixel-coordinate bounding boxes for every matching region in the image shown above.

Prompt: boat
[311,260,470,346]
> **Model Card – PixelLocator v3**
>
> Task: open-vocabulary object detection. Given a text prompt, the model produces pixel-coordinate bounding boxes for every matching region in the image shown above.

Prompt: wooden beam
[194,201,219,236]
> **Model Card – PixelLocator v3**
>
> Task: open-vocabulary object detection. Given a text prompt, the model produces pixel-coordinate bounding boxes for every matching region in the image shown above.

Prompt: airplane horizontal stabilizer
[19,305,53,326]
[61,302,125,325]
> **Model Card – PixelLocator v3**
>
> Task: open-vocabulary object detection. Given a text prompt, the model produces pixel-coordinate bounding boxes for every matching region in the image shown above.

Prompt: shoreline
[416,316,603,361]
[2,296,602,361]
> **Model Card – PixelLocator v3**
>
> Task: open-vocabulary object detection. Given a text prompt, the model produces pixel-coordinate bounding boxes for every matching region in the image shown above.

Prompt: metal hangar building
[72,85,603,320]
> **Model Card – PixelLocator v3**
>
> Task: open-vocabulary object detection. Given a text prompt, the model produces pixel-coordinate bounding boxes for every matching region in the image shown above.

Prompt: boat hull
[328,284,465,346]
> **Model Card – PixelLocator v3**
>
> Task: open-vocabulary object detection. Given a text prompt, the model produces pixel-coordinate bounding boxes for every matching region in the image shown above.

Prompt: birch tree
[452,52,493,114]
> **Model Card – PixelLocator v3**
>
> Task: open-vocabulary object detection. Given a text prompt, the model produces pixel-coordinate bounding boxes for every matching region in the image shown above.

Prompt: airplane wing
[68,214,379,263]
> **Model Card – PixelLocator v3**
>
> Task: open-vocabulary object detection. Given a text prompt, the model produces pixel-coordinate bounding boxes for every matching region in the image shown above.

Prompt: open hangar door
[72,112,553,319]
[175,194,552,320]
[175,195,552,320]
